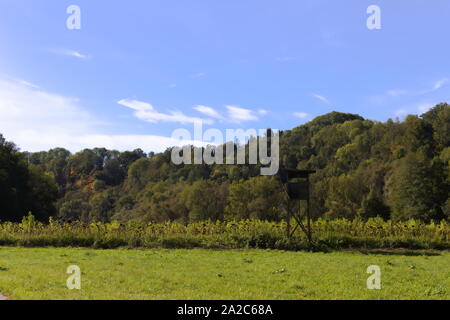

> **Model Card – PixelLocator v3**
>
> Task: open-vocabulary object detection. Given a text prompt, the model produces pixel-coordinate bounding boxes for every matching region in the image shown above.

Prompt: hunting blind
[278,169,316,248]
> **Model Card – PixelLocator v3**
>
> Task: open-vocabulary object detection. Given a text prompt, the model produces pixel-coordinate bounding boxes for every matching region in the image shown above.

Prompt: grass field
[0,247,449,300]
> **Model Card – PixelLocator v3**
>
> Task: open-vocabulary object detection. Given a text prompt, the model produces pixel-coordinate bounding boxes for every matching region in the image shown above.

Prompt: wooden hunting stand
[278,169,316,248]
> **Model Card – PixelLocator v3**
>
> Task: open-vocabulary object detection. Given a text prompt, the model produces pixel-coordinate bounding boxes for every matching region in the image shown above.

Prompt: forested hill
[1,103,449,223]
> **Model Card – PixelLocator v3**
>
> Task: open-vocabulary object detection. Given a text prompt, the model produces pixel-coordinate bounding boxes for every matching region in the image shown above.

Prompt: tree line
[1,103,449,223]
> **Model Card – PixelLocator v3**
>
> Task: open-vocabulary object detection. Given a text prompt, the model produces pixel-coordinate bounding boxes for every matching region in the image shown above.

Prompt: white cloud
[194,105,267,122]
[0,77,206,153]
[14,79,40,89]
[118,98,213,125]
[226,105,259,122]
[293,112,309,119]
[193,105,223,119]
[0,77,94,151]
[418,78,448,94]
[433,78,448,90]
[257,109,268,115]
[312,93,331,105]
[0,77,92,136]
[372,78,448,105]
[12,133,206,154]
[387,89,408,97]
[118,99,152,111]
[50,48,90,60]
[393,102,437,118]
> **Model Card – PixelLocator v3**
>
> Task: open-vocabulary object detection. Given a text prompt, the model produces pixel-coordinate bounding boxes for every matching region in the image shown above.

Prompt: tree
[358,190,391,220]
[226,177,284,221]
[422,103,450,150]
[88,189,117,222]
[59,199,90,222]
[0,134,57,222]
[385,151,448,222]
[26,165,58,221]
[126,158,152,191]
[182,180,227,222]
[325,173,367,219]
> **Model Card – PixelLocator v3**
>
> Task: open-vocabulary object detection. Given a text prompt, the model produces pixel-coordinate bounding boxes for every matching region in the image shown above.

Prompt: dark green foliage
[226,176,285,221]
[0,135,57,222]
[182,180,227,222]
[385,151,448,222]
[59,199,90,222]
[421,103,450,149]
[359,191,391,220]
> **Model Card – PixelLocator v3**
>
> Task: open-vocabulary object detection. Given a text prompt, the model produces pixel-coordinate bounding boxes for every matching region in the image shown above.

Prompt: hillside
[1,104,449,223]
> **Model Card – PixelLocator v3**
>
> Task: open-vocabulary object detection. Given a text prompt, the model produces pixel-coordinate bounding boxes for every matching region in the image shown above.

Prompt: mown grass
[0,247,448,300]
[0,217,449,251]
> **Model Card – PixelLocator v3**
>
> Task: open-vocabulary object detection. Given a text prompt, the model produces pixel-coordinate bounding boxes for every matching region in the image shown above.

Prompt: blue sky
[0,0,449,152]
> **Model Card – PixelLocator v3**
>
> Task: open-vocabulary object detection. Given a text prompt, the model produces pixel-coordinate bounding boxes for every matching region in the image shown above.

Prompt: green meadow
[0,247,448,300]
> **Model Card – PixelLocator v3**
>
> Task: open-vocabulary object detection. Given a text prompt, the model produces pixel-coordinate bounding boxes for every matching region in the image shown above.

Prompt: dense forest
[1,103,449,224]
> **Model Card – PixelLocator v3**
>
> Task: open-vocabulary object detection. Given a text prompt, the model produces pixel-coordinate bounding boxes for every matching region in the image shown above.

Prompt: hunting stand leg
[287,200,313,250]
[306,196,312,249]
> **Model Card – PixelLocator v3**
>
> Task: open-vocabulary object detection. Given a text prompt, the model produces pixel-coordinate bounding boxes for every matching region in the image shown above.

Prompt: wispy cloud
[387,89,409,97]
[432,78,448,90]
[257,109,268,115]
[14,79,40,89]
[372,78,448,107]
[393,102,437,118]
[50,48,90,60]
[293,112,309,119]
[193,105,223,119]
[418,78,449,94]
[312,93,332,105]
[118,98,213,125]
[194,105,268,122]
[2,75,41,89]
[226,105,259,122]
[390,78,448,96]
